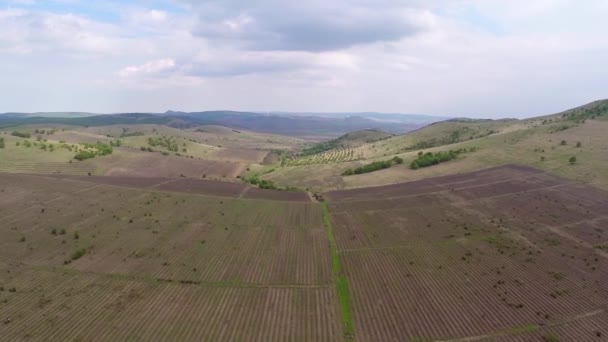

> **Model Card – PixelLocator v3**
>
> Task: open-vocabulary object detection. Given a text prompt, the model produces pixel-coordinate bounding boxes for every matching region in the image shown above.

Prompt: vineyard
[326,165,608,341]
[0,173,340,341]
[2,165,608,340]
[283,147,363,166]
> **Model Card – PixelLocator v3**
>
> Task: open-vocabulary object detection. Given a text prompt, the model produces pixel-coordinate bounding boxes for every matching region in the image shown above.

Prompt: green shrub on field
[0,137,4,148]
[73,142,113,161]
[11,131,31,138]
[342,156,404,176]
[410,148,473,170]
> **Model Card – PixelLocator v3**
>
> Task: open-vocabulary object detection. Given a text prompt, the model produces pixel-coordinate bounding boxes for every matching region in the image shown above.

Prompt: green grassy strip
[321,201,354,340]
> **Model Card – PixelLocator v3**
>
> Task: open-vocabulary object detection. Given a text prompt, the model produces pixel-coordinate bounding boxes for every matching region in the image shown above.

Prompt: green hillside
[260,99,608,191]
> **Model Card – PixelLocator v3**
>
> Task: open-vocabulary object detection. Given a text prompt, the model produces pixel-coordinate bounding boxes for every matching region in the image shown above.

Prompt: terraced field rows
[0,161,97,175]
[284,147,363,166]
[0,173,342,341]
[326,165,608,341]
[0,269,342,341]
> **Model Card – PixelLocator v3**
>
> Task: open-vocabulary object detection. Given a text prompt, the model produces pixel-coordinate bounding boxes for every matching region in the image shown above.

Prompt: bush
[576,141,582,148]
[569,156,577,164]
[343,156,405,176]
[74,150,96,161]
[0,137,4,149]
[410,149,466,170]
[11,131,31,138]
[71,248,87,261]
[560,140,567,145]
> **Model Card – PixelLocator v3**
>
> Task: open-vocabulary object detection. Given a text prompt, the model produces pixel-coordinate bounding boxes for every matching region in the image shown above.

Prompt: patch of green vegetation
[342,156,403,176]
[243,175,302,192]
[321,202,354,340]
[148,136,179,152]
[11,131,31,138]
[410,148,474,169]
[542,334,560,342]
[0,137,4,149]
[73,142,113,161]
[71,248,87,261]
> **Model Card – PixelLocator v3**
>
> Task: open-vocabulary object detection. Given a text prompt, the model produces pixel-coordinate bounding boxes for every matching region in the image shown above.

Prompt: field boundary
[321,201,354,340]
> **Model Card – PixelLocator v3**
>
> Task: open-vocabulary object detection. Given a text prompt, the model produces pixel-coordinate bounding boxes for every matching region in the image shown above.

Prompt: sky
[0,0,607,118]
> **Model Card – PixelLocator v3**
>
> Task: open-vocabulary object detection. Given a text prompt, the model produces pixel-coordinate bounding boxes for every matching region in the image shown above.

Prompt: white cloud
[119,58,176,77]
[0,1,607,117]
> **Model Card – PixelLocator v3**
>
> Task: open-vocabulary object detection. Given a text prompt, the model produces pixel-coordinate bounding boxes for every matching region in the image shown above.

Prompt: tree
[569,156,577,164]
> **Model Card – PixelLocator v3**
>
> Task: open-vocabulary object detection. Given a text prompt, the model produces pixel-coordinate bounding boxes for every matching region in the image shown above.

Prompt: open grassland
[0,173,341,341]
[325,165,608,341]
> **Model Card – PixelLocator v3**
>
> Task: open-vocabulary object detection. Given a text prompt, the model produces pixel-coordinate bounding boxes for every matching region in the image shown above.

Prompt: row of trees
[342,156,403,176]
[11,131,31,138]
[410,149,467,170]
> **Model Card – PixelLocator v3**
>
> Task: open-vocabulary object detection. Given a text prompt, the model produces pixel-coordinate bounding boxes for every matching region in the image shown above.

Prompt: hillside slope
[261,99,608,191]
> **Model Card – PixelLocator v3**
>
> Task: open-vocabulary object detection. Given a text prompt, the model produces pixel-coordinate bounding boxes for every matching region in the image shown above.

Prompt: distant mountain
[267,112,452,124]
[0,110,445,136]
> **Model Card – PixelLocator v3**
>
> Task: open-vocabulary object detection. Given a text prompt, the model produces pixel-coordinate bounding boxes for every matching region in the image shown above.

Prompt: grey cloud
[181,0,429,51]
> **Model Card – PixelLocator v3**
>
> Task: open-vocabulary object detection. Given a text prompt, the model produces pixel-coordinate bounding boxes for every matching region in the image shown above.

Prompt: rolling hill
[258,99,608,191]
[0,110,443,137]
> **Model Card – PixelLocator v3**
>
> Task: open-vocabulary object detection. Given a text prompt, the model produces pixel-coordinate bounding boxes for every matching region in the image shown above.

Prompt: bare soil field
[326,165,608,341]
[98,149,245,179]
[0,173,338,341]
[36,173,311,202]
[3,165,607,341]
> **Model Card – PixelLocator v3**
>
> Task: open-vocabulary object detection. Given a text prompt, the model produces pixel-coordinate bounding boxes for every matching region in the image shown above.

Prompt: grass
[321,201,354,340]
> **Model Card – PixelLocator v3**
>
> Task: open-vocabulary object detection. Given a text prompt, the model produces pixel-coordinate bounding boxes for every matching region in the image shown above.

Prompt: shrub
[569,156,577,164]
[71,248,87,261]
[576,141,582,148]
[0,137,4,148]
[410,149,466,170]
[542,335,559,342]
[343,156,404,176]
[11,131,31,138]
[74,150,96,161]
[560,140,567,145]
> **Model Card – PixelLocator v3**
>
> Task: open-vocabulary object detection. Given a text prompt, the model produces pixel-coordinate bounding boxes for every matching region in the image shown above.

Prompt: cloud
[119,58,176,77]
[0,8,145,56]
[181,0,433,51]
[1,1,608,117]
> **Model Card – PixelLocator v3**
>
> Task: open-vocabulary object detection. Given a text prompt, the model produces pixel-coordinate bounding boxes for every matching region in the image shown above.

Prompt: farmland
[1,164,608,340]
[0,173,340,341]
[325,165,608,341]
